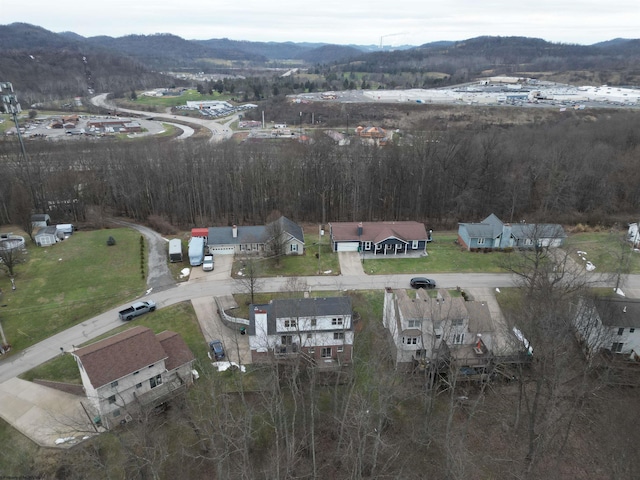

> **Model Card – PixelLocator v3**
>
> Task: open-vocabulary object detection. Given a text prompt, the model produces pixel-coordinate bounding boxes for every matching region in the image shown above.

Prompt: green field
[564,231,640,273]
[0,228,146,353]
[122,89,232,109]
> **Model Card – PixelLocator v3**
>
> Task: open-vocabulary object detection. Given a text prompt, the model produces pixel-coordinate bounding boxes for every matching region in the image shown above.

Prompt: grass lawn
[232,232,340,278]
[121,89,232,110]
[20,301,210,384]
[0,228,146,354]
[563,231,640,273]
[363,231,509,275]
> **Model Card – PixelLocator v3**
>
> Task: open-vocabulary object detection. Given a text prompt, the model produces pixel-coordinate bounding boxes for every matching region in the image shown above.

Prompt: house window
[403,337,418,345]
[612,342,624,353]
[150,374,163,389]
[453,333,465,345]
[321,347,332,358]
[408,319,421,328]
[306,333,312,339]
[451,318,464,326]
[332,318,343,326]
[308,348,315,354]
[477,238,485,245]
[133,371,139,375]
[148,364,154,369]
[618,328,624,335]
[631,328,636,333]
[112,409,120,418]
[285,319,297,328]
[311,318,317,327]
[334,332,344,340]
[290,243,298,252]
[524,239,533,246]
[337,346,344,353]
[415,349,425,358]
[136,383,142,389]
[412,240,419,249]
[108,395,116,404]
[281,335,293,346]
[364,241,372,250]
[110,380,118,388]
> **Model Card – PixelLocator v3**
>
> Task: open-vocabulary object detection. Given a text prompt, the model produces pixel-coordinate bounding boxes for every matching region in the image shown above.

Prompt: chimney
[357,222,363,237]
[232,225,238,238]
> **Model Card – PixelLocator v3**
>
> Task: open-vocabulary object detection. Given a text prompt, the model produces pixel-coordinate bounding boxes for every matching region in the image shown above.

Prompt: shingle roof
[594,297,640,328]
[330,221,427,243]
[156,331,195,371]
[207,216,303,246]
[74,326,167,389]
[249,297,353,335]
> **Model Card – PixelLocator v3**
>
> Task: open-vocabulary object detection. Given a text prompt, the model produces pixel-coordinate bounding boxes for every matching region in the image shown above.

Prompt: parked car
[202,255,214,271]
[118,300,156,321]
[410,277,436,289]
[209,340,225,360]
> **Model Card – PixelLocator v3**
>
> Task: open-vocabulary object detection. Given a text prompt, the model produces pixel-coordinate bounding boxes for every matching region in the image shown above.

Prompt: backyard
[0,227,147,353]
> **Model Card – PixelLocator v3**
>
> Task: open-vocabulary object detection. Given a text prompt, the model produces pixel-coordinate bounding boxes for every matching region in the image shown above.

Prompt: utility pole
[0,82,28,165]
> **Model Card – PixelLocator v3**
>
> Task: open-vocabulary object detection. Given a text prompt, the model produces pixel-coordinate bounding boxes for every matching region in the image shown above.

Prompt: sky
[6,0,639,46]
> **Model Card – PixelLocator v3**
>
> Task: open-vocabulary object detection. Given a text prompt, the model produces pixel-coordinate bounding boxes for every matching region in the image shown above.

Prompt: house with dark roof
[573,296,640,359]
[248,297,353,366]
[383,288,497,370]
[30,213,51,228]
[329,221,428,255]
[72,326,195,429]
[207,216,304,256]
[457,213,566,251]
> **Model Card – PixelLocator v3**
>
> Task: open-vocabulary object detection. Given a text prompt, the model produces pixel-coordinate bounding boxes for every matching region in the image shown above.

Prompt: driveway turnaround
[0,377,98,448]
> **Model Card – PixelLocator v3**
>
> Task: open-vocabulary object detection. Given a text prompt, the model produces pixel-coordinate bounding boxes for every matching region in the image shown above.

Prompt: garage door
[210,246,235,255]
[336,242,360,252]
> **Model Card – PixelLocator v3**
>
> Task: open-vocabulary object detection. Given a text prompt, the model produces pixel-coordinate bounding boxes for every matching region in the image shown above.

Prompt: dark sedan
[410,277,436,289]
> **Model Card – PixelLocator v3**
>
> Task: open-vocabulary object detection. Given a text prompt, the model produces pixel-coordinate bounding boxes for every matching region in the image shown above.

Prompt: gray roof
[207,216,303,246]
[35,226,58,236]
[249,297,353,335]
[594,297,640,328]
[460,213,566,240]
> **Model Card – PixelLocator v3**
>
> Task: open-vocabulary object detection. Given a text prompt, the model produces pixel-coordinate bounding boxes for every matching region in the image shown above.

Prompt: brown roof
[157,331,195,371]
[330,221,427,243]
[74,326,167,389]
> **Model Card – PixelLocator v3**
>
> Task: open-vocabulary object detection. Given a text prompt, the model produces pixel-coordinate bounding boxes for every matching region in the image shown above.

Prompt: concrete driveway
[0,377,98,448]
[187,254,234,282]
[338,252,365,276]
[191,295,251,366]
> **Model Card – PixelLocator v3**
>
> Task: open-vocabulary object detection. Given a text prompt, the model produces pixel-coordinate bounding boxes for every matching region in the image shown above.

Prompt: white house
[72,326,195,429]
[34,226,63,246]
[384,288,494,370]
[248,297,353,366]
[573,296,640,359]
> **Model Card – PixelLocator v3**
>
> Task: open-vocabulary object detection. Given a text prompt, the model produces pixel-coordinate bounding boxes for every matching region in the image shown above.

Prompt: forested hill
[0,23,175,103]
[341,35,640,77]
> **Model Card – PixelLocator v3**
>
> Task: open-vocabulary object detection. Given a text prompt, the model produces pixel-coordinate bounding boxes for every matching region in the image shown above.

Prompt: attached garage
[209,246,236,255]
[335,241,360,252]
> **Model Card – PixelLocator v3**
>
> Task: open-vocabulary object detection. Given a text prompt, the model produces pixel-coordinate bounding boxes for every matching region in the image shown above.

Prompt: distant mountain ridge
[2,23,640,103]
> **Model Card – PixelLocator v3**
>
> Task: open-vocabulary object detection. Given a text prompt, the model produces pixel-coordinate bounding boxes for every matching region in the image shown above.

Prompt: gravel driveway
[109,220,175,291]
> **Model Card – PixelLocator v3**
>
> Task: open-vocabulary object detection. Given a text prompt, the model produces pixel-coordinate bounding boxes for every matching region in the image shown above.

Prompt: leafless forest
[1,109,640,231]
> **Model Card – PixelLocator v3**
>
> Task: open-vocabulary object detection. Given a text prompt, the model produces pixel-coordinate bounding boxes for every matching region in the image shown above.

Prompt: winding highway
[90,93,236,142]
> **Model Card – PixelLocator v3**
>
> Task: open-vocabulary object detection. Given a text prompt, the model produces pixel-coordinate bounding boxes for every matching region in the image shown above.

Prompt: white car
[202,255,214,271]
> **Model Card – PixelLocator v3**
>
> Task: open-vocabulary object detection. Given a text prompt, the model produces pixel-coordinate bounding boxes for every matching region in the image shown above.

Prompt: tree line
[1,110,639,230]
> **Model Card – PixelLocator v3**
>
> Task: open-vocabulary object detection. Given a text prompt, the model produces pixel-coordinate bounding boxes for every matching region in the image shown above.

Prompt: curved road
[0,219,635,383]
[90,93,236,142]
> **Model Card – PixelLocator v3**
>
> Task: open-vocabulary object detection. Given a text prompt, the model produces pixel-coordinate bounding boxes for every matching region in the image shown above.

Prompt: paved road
[90,94,235,142]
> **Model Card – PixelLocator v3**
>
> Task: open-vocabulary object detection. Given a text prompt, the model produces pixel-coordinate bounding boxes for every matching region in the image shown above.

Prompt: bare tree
[0,243,27,277]
[236,257,263,304]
